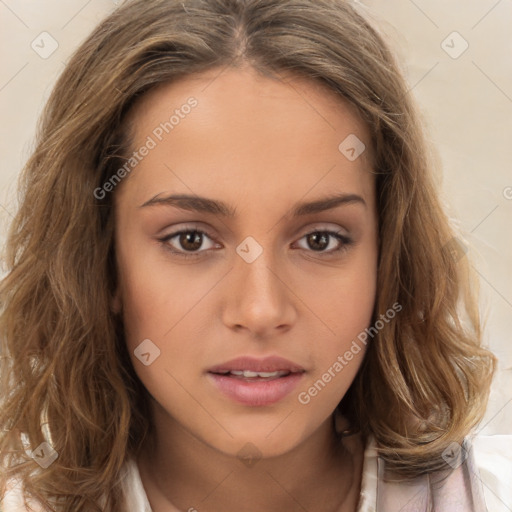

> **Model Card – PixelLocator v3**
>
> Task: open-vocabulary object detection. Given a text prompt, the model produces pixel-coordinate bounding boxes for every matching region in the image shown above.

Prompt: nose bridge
[241,247,278,299]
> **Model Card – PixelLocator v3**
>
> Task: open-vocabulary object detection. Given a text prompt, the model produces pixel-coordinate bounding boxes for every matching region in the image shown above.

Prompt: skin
[112,64,378,512]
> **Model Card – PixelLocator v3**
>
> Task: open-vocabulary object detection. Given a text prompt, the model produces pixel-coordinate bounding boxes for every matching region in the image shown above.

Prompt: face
[113,65,378,458]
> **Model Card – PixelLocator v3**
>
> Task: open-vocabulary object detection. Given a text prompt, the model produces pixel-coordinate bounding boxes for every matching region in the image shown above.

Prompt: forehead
[117,65,374,209]
[126,65,371,146]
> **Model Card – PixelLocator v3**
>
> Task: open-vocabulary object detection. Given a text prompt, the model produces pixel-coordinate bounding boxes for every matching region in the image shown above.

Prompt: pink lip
[208,355,305,373]
[207,355,305,406]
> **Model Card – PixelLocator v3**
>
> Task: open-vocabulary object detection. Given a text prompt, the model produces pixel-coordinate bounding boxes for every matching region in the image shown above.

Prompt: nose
[221,245,298,338]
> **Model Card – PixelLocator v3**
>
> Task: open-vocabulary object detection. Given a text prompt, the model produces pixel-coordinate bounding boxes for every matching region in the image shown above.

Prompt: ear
[111,288,122,315]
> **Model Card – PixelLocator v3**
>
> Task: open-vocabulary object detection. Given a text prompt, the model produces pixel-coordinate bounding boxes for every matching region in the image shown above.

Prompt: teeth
[229,370,289,378]
[256,371,278,377]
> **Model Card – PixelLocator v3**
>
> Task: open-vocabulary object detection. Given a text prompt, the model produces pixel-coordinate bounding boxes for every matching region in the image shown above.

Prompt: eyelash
[157,227,353,260]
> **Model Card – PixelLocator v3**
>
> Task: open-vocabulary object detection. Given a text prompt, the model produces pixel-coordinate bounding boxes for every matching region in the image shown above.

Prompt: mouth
[207,356,306,406]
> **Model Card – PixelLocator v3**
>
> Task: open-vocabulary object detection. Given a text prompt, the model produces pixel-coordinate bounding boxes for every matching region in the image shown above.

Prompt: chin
[199,417,315,461]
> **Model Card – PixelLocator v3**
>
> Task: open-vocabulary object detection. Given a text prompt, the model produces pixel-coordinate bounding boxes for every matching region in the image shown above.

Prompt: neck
[137,403,364,512]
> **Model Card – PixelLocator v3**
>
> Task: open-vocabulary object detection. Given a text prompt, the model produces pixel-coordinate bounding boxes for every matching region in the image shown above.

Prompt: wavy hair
[0,0,496,509]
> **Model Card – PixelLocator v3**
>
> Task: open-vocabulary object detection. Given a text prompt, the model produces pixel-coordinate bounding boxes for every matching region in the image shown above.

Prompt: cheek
[311,284,374,372]
[296,277,375,412]
[302,250,377,380]
[116,245,223,379]
[315,253,377,336]
[115,229,186,334]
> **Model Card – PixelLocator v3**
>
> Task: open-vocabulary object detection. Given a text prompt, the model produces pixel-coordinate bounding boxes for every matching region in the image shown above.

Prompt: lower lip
[207,372,304,406]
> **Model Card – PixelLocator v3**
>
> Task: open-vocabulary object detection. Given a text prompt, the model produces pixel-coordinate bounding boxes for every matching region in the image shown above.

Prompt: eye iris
[180,231,203,251]
[308,232,329,251]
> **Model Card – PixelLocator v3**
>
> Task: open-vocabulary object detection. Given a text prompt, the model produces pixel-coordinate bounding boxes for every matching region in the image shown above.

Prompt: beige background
[1,0,511,440]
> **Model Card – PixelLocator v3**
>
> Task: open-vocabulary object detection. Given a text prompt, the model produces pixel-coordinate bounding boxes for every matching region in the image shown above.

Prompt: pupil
[308,233,328,251]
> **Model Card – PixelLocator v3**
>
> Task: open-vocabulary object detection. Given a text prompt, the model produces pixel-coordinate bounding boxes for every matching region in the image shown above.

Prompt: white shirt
[2,435,511,511]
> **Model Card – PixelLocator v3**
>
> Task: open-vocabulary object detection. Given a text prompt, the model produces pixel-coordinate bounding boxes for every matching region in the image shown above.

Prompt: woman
[0,1,506,510]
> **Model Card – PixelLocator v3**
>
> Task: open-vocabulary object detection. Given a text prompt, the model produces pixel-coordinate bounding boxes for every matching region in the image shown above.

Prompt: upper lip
[208,356,305,374]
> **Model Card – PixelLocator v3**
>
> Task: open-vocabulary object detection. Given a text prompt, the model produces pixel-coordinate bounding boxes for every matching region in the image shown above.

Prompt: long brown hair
[0,0,496,509]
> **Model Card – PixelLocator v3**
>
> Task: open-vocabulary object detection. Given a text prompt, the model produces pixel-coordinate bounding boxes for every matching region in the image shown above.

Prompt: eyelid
[301,224,349,238]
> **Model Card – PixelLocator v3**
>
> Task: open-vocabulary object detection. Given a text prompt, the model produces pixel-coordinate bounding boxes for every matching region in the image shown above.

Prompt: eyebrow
[139,192,366,217]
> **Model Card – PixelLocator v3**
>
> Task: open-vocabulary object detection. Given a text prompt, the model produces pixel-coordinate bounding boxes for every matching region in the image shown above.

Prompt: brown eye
[158,228,218,258]
[297,230,352,254]
[306,232,330,251]
[178,231,204,251]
